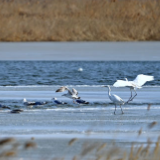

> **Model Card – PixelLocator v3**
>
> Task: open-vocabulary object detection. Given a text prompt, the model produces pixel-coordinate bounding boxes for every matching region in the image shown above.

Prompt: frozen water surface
[0,86,159,141]
[0,86,159,159]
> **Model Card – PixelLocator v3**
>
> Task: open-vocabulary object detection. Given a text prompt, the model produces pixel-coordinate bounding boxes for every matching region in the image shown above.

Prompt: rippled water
[0,61,158,86]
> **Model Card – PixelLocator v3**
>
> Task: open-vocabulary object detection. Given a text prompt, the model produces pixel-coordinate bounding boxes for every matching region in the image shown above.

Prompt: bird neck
[125,78,128,81]
[107,86,111,96]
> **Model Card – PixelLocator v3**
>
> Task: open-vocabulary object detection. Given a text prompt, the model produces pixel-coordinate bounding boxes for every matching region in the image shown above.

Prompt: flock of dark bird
[0,74,154,115]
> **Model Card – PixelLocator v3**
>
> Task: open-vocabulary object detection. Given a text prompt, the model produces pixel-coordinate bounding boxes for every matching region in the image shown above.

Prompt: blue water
[0,61,157,86]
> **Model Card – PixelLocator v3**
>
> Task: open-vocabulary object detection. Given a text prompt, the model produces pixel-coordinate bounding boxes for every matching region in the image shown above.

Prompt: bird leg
[120,105,124,114]
[126,89,133,103]
[129,90,137,101]
[114,105,117,115]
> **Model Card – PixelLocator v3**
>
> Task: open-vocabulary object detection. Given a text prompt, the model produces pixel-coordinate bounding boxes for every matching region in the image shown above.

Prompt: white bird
[113,74,154,103]
[56,86,80,100]
[23,98,47,106]
[104,85,125,115]
[52,97,67,105]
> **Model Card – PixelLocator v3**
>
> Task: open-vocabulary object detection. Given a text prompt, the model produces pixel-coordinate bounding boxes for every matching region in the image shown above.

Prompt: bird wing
[76,99,85,103]
[67,89,73,95]
[113,80,133,87]
[35,102,47,105]
[72,88,78,95]
[27,102,36,105]
[34,102,42,105]
[133,74,154,87]
[111,94,125,104]
[55,86,67,92]
[55,100,62,104]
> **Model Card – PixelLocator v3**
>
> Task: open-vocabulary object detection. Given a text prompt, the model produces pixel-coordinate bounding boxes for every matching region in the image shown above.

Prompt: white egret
[56,86,80,100]
[52,97,67,105]
[113,74,154,103]
[23,98,47,106]
[104,85,125,115]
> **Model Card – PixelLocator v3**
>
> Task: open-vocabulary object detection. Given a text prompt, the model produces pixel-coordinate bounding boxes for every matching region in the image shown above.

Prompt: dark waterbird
[75,99,89,104]
[52,97,67,105]
[10,109,23,114]
[0,104,10,110]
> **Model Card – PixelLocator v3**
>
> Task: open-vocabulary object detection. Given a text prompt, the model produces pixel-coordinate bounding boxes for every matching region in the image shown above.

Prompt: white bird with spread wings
[113,74,154,103]
[55,86,80,100]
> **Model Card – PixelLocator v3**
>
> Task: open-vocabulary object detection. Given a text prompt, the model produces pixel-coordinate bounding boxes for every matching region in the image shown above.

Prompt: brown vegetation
[0,136,160,160]
[0,0,160,41]
[79,137,160,160]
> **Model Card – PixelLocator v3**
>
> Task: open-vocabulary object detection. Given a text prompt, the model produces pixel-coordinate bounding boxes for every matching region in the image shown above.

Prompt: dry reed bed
[0,0,160,41]
[1,134,160,160]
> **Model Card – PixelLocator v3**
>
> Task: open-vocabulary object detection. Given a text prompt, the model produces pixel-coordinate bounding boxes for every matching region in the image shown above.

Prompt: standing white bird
[55,86,80,100]
[113,74,154,103]
[104,85,125,115]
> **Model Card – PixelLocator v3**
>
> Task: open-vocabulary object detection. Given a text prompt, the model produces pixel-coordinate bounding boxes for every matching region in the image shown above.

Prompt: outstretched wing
[67,89,73,95]
[56,86,67,92]
[113,80,133,87]
[72,88,78,95]
[133,74,154,87]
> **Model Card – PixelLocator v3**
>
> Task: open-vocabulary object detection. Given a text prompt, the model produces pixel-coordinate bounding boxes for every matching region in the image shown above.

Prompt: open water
[0,61,158,86]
